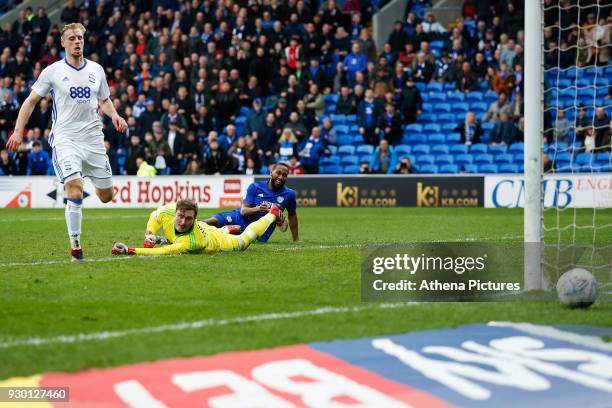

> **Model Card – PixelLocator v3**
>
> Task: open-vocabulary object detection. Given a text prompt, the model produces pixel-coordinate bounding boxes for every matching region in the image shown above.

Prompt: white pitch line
[0,214,146,223]
[488,321,612,352]
[0,303,416,349]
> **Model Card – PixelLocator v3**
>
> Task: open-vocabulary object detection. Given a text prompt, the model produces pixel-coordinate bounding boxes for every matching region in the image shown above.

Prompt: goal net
[535,0,611,291]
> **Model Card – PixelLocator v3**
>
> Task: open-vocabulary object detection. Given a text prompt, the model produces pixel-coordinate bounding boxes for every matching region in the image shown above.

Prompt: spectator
[422,12,447,38]
[359,160,371,173]
[412,52,434,83]
[357,88,382,145]
[379,103,403,146]
[277,128,299,161]
[288,155,305,175]
[400,79,422,124]
[387,21,410,53]
[216,82,239,130]
[455,112,482,145]
[184,157,203,175]
[593,107,611,150]
[304,83,325,117]
[136,157,158,177]
[245,98,266,139]
[124,136,145,176]
[258,112,280,166]
[575,107,590,141]
[394,156,417,174]
[456,61,480,93]
[342,43,368,86]
[203,138,230,174]
[27,141,49,175]
[553,109,570,143]
[491,112,517,146]
[483,92,513,123]
[0,149,18,175]
[493,63,514,95]
[321,118,338,146]
[335,86,356,115]
[298,126,327,173]
[369,139,397,174]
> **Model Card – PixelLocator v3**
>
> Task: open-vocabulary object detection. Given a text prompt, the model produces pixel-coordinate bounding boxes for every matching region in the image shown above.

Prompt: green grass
[0,207,610,379]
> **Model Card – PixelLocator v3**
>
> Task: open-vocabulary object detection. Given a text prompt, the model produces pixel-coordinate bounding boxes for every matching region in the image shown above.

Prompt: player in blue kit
[204,161,299,242]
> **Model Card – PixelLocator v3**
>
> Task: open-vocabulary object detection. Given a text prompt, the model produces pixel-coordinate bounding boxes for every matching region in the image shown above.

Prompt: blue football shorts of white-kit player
[214,181,297,242]
[32,58,113,188]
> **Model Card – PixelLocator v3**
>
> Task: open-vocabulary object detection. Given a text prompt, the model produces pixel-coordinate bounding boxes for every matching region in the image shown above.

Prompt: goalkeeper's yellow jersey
[134,204,240,255]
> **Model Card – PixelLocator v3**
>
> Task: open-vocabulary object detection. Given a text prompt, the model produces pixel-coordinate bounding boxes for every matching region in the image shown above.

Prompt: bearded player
[111,198,283,255]
[203,161,299,242]
[6,23,128,261]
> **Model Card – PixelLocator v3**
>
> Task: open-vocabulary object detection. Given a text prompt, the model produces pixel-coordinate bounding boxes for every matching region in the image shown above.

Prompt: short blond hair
[61,23,86,37]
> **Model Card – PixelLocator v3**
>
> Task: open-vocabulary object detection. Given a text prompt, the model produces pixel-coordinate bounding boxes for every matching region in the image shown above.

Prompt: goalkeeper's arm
[112,241,190,256]
[144,210,169,248]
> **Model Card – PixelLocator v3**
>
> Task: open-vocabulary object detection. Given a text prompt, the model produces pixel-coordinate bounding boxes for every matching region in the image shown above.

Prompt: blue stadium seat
[549,142,569,153]
[320,156,340,166]
[416,154,435,165]
[330,114,346,124]
[337,135,353,145]
[424,123,441,133]
[395,145,411,156]
[565,67,582,78]
[596,152,611,163]
[355,144,374,157]
[450,145,469,155]
[447,92,465,102]
[439,164,459,174]
[478,164,499,173]
[481,122,495,134]
[349,124,360,133]
[426,82,444,92]
[474,153,494,164]
[508,143,524,153]
[455,154,473,165]
[325,104,337,114]
[513,153,523,163]
[340,155,359,166]
[415,82,427,92]
[488,144,507,154]
[433,103,451,113]
[418,164,439,173]
[442,123,457,133]
[429,133,445,144]
[234,116,247,125]
[471,102,488,114]
[430,40,445,50]
[446,133,461,144]
[496,154,514,164]
[337,145,355,156]
[403,133,427,145]
[335,125,349,134]
[412,144,431,155]
[346,115,357,124]
[437,113,455,123]
[351,134,364,145]
[575,153,594,166]
[418,113,436,123]
[466,91,484,102]
[452,103,469,114]
[499,163,520,173]
[320,164,342,174]
[324,94,339,104]
[431,145,450,155]
[577,78,591,88]
[484,91,499,103]
[327,145,338,156]
[405,123,423,133]
[435,154,454,165]
[443,82,455,92]
[462,164,479,173]
[429,92,447,102]
[343,165,360,174]
[470,143,488,154]
[596,77,609,87]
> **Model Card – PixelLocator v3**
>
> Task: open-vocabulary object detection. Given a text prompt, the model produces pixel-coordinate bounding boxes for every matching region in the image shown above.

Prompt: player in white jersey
[6,23,127,261]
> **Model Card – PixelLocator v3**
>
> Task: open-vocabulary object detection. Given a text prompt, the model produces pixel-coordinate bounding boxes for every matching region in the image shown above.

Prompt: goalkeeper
[111,198,282,255]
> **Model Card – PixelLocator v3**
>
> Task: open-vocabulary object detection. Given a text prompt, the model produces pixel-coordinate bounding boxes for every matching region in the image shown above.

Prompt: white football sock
[65,198,83,249]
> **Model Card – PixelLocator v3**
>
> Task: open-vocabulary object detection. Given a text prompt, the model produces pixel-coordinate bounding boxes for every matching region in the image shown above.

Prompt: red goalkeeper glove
[112,242,136,255]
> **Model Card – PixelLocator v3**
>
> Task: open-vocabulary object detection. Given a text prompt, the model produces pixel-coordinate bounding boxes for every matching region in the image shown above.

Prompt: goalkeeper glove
[112,242,136,255]
[144,234,169,248]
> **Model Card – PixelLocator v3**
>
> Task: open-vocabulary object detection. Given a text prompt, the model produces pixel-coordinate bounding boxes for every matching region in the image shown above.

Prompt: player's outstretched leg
[238,205,281,250]
[65,178,84,261]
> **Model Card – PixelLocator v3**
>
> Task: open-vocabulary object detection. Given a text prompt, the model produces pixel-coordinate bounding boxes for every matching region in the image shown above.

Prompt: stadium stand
[0,1,609,177]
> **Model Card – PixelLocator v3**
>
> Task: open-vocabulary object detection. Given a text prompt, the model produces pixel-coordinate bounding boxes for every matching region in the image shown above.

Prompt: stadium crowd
[0,0,610,176]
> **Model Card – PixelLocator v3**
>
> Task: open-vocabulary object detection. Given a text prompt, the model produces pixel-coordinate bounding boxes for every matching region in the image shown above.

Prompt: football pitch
[0,207,610,380]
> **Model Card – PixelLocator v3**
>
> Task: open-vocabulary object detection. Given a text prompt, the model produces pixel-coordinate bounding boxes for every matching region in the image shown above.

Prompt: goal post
[524,0,544,291]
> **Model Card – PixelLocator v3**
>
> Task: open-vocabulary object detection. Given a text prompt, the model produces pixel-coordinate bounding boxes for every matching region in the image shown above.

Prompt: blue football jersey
[213,181,296,242]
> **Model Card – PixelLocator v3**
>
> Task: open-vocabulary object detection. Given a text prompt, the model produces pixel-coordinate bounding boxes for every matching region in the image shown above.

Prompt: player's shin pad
[239,214,275,250]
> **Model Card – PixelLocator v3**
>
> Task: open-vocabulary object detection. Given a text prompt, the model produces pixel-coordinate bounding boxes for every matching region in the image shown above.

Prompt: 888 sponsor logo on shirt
[69,86,91,102]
